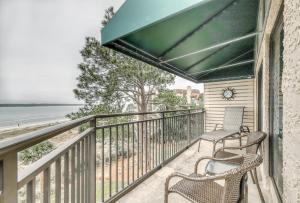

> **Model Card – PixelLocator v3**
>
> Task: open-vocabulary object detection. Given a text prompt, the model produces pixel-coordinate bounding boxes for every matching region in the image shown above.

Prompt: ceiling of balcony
[101,0,259,83]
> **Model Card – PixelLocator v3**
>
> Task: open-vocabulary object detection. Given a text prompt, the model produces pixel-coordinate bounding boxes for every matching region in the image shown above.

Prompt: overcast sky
[0,0,203,104]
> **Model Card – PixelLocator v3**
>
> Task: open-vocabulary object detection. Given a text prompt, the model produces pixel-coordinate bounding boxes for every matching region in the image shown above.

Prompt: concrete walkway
[118,139,271,203]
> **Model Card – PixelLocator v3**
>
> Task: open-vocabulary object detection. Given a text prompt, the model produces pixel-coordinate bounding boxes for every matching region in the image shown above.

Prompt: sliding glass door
[269,17,283,199]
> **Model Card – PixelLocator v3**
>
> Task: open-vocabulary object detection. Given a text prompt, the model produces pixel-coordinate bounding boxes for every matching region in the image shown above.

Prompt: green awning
[101,0,258,83]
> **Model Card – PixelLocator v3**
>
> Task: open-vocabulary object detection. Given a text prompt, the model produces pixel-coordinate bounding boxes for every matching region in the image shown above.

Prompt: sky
[0,0,203,104]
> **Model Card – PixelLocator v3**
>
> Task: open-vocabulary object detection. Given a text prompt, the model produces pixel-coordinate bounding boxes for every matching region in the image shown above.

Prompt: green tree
[68,7,175,119]
[153,90,186,110]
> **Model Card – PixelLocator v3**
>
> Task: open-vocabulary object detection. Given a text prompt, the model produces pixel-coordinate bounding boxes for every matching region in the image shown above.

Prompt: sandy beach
[0,120,76,142]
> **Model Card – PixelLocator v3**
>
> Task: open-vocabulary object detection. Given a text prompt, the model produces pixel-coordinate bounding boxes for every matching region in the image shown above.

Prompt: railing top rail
[94,108,203,118]
[0,115,94,156]
[0,109,204,156]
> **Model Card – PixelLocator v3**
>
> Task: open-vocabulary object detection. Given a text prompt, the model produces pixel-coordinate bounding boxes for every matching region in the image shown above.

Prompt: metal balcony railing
[0,109,204,203]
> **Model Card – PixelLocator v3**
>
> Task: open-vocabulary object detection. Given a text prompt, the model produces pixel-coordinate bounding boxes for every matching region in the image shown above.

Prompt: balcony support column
[0,152,18,203]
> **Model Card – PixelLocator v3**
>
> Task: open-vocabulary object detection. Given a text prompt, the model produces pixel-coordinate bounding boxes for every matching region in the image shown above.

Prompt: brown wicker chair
[165,154,262,203]
[210,131,267,203]
[198,107,245,155]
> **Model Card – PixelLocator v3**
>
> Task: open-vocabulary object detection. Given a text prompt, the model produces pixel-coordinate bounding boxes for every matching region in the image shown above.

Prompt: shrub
[20,141,55,165]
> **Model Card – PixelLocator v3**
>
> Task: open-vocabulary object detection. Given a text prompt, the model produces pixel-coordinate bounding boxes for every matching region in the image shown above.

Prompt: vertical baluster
[145,121,148,174]
[168,117,170,158]
[101,128,105,202]
[116,126,119,193]
[152,120,154,168]
[132,123,135,182]
[127,124,130,185]
[176,117,178,152]
[109,127,112,197]
[149,120,151,169]
[121,125,125,189]
[64,152,69,203]
[180,116,182,149]
[173,117,175,154]
[169,117,171,157]
[161,114,164,163]
[170,117,172,156]
[155,119,158,166]
[27,178,36,203]
[43,167,51,203]
[81,141,84,203]
[141,122,144,175]
[71,147,75,203]
[89,118,96,203]
[137,122,140,179]
[55,158,61,203]
[178,116,181,150]
[152,120,154,169]
[175,117,177,153]
[85,137,89,203]
[148,120,150,171]
[172,117,174,155]
[181,116,183,148]
[170,116,174,157]
[76,143,80,203]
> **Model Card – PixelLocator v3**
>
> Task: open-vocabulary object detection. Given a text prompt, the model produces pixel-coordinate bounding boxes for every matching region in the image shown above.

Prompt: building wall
[282,0,300,201]
[203,79,255,132]
[254,0,300,202]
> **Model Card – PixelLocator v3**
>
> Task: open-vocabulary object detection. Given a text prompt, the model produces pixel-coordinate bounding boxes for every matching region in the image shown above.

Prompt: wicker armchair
[198,107,245,155]
[210,132,267,203]
[165,154,262,203]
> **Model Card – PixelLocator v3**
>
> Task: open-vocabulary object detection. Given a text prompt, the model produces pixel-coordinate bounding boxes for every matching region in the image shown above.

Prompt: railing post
[187,110,191,146]
[161,112,165,162]
[0,152,18,203]
[89,117,96,203]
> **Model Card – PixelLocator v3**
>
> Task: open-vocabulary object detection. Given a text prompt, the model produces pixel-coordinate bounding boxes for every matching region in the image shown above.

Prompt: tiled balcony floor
[118,139,271,203]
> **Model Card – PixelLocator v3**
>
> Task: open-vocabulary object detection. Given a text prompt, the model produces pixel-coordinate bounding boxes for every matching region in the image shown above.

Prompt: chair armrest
[240,125,250,133]
[222,133,248,141]
[165,172,226,192]
[214,133,241,145]
[214,142,259,157]
[194,155,243,173]
[214,123,222,131]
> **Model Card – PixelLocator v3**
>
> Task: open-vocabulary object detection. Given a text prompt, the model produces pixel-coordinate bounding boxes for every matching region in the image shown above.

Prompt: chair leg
[254,168,265,203]
[212,142,217,156]
[198,140,201,152]
[223,139,225,149]
[250,170,256,184]
[238,175,248,203]
[239,137,242,148]
[164,192,168,203]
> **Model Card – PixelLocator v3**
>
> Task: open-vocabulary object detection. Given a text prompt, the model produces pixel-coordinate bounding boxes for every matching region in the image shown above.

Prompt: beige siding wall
[204,79,255,132]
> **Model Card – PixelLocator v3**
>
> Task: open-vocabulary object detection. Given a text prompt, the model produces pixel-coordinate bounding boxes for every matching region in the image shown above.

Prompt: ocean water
[0,105,82,130]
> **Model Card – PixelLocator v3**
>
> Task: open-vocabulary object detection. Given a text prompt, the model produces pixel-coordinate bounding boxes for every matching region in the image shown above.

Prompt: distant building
[174,86,202,106]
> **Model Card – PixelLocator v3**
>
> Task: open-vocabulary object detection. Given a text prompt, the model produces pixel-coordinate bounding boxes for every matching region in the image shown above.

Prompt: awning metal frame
[109,40,199,82]
[190,59,254,76]
[160,31,260,64]
[184,44,230,71]
[189,49,253,80]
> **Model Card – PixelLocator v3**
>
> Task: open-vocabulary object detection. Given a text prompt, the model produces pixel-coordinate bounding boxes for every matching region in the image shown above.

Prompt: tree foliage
[153,90,186,110]
[68,7,175,119]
